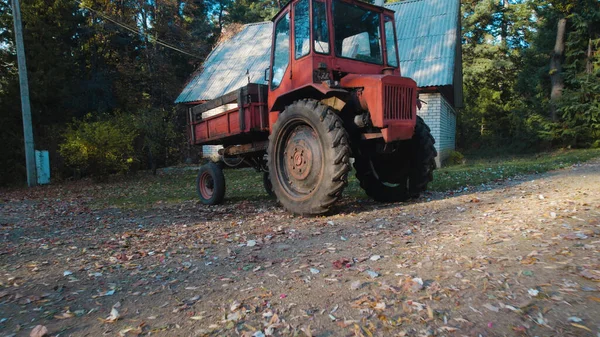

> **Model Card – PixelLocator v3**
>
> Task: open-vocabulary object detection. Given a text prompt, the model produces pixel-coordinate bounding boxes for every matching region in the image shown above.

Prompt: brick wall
[417,92,456,167]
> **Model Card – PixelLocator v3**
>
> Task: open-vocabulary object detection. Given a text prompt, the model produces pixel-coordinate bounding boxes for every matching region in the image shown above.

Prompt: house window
[294,0,310,59]
[272,12,290,89]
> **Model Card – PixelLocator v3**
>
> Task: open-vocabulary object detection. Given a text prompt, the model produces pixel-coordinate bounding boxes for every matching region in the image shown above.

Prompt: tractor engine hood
[340,74,418,142]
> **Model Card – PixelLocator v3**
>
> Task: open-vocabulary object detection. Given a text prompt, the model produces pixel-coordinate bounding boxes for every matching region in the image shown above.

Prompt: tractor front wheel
[267,99,351,215]
[196,162,226,205]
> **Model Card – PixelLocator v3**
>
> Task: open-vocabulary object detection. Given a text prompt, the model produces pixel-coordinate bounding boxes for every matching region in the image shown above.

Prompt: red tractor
[189,0,436,215]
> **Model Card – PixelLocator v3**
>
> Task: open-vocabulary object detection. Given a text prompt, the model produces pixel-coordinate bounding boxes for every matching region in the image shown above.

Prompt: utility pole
[11,0,37,187]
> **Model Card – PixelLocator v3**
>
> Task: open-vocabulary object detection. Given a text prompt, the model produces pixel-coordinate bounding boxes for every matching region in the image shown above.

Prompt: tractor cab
[268,0,417,142]
[269,0,399,87]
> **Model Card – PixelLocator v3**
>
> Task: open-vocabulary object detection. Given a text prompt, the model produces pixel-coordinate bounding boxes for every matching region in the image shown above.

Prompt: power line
[74,0,204,59]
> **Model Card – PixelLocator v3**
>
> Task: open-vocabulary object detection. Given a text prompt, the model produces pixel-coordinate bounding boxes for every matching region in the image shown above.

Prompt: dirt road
[1,159,599,337]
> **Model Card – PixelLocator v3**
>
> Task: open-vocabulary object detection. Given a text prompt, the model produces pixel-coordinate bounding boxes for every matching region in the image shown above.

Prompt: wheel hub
[286,140,312,180]
[199,172,214,199]
[276,124,322,197]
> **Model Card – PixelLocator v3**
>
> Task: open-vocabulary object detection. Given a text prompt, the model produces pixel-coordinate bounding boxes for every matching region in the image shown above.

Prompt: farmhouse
[176,0,462,166]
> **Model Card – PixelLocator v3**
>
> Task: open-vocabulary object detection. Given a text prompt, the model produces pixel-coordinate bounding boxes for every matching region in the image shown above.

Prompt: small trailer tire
[196,162,226,205]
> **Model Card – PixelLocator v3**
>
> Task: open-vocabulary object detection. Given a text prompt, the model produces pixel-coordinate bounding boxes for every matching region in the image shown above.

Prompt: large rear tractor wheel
[263,172,274,197]
[354,116,436,202]
[267,99,351,215]
[196,162,226,205]
[408,116,437,197]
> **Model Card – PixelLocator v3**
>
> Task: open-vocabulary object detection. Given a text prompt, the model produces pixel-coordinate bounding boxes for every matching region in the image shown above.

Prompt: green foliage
[459,0,533,149]
[552,72,600,146]
[225,0,279,23]
[459,0,600,151]
[135,108,183,173]
[522,2,600,147]
[0,0,215,185]
[551,11,600,147]
[445,151,466,166]
[59,114,137,177]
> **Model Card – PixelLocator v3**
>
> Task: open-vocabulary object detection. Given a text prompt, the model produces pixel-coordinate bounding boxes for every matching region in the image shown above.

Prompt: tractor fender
[270,84,350,112]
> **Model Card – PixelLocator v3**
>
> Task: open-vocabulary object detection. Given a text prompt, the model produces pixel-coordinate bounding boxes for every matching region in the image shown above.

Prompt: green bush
[59,114,137,177]
[135,108,182,174]
[445,150,465,166]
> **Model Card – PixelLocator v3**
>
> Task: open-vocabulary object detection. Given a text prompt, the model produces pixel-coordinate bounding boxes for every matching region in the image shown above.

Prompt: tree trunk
[550,18,567,121]
[586,38,593,75]
[500,0,509,50]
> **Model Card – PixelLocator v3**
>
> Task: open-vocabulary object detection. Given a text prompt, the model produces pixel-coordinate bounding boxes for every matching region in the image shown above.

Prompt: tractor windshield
[332,0,382,64]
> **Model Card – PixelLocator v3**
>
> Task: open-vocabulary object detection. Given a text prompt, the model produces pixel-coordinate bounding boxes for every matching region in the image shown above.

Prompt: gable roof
[175,0,461,104]
[175,22,272,104]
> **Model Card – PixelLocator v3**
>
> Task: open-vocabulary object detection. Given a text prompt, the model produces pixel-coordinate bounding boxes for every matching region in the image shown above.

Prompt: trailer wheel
[268,99,351,215]
[354,116,436,202]
[196,162,226,205]
[263,172,274,197]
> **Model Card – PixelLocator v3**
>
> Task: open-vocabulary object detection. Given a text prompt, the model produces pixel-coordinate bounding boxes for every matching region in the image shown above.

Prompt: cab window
[332,0,382,64]
[384,16,398,67]
[313,0,330,54]
[294,0,310,59]
[271,12,290,89]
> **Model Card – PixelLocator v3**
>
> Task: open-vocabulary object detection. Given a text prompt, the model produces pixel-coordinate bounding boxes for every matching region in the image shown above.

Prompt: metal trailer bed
[187,83,274,204]
[187,83,269,149]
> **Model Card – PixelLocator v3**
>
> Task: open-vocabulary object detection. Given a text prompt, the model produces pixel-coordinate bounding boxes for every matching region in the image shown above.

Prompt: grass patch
[93,149,600,209]
[94,168,273,209]
[430,148,600,191]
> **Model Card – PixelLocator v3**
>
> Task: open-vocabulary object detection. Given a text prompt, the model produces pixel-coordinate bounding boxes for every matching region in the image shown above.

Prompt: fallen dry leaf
[54,310,74,320]
[580,269,600,281]
[30,325,48,337]
[99,307,120,323]
[300,325,313,337]
[118,323,144,336]
[570,323,592,332]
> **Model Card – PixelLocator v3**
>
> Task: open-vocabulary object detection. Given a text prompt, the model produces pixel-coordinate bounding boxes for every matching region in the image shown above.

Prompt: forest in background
[0,0,598,185]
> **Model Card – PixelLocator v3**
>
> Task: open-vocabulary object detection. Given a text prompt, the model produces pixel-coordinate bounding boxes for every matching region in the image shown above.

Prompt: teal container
[35,150,50,185]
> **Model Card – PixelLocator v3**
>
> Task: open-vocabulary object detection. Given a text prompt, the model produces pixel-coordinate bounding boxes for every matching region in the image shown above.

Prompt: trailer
[188,0,437,215]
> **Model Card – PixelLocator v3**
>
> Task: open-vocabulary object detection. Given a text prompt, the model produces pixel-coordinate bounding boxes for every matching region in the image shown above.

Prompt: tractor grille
[383,84,414,120]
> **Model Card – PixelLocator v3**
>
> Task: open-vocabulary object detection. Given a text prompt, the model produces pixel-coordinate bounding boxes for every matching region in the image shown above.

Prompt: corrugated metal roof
[386,0,460,88]
[175,22,273,104]
[175,0,460,104]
